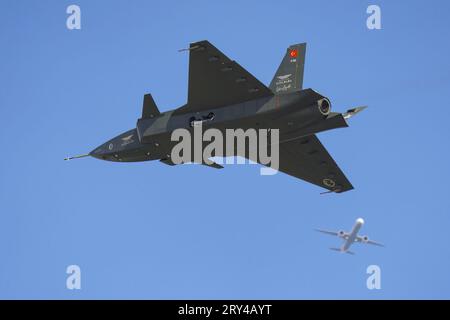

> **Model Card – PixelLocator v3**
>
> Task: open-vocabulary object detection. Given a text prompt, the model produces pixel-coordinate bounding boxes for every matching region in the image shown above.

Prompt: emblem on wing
[277,74,292,80]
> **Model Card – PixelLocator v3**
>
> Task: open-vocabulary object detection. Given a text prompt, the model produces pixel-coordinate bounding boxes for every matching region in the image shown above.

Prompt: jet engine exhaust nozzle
[318,98,331,115]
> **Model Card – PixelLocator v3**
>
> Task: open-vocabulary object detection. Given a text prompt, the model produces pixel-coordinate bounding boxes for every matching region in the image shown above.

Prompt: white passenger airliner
[316,218,384,255]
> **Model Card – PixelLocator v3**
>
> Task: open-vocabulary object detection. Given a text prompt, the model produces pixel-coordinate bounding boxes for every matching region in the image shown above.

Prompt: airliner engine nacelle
[362,236,369,243]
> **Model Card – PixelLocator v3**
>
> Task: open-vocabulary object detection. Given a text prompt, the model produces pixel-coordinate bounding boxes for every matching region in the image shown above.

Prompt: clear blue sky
[1,0,450,299]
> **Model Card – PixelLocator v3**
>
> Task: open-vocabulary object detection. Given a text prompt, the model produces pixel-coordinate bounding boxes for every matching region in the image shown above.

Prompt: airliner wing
[315,229,339,236]
[356,236,385,247]
[366,240,384,247]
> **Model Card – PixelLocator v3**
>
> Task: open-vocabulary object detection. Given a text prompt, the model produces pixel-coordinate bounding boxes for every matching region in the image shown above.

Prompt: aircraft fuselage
[89,89,347,163]
[341,218,365,252]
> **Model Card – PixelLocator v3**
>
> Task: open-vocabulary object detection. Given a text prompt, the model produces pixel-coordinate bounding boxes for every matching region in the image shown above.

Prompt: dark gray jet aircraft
[66,40,366,193]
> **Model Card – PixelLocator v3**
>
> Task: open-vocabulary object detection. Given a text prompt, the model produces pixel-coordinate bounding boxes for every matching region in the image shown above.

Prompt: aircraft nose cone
[356,218,365,225]
[89,149,103,159]
[89,129,138,162]
[89,142,114,160]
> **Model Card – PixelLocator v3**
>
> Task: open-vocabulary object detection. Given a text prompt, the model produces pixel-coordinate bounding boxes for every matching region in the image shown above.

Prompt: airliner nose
[357,218,365,225]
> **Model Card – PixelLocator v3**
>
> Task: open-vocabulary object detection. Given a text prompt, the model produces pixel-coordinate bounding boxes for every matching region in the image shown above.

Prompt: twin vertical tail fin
[269,43,306,94]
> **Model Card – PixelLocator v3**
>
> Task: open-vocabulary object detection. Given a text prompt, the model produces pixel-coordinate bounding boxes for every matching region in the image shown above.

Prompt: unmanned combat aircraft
[316,218,384,254]
[66,40,366,193]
